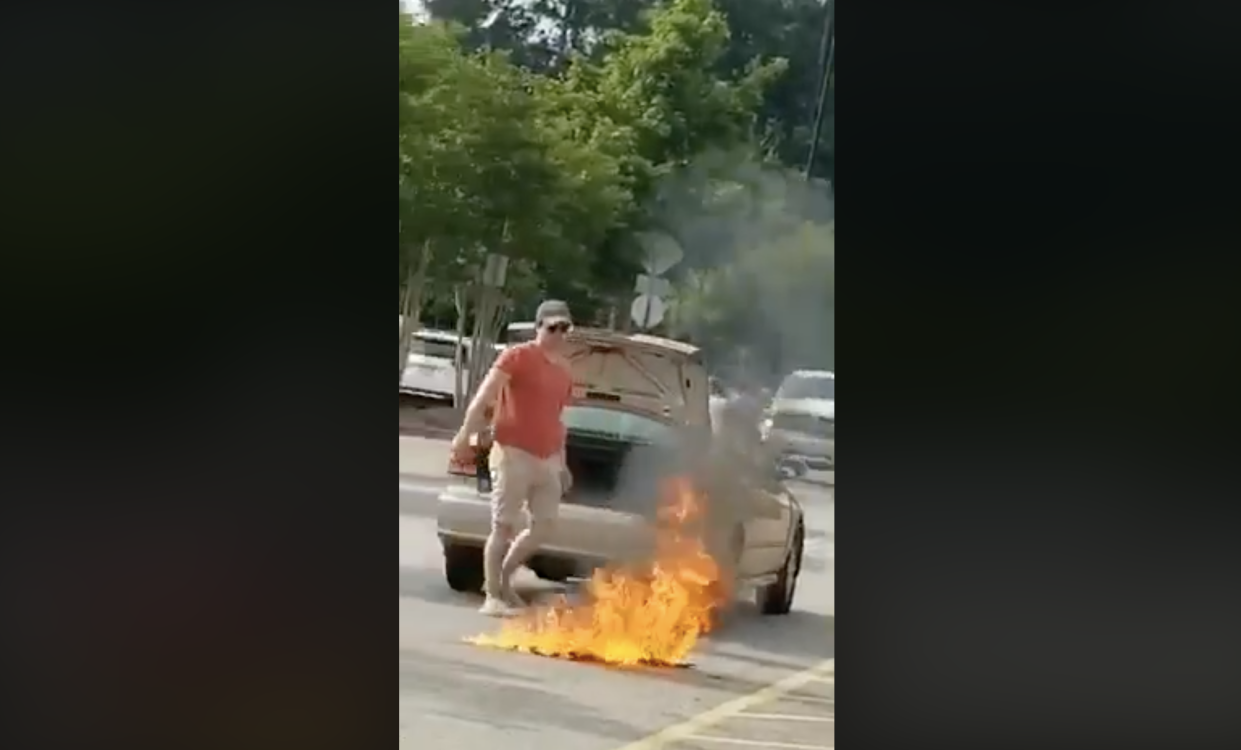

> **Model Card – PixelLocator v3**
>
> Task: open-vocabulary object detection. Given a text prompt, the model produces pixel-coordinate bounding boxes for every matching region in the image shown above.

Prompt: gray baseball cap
[535,299,573,327]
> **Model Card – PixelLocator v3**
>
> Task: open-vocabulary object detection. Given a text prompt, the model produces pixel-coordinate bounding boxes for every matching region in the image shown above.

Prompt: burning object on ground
[467,477,725,668]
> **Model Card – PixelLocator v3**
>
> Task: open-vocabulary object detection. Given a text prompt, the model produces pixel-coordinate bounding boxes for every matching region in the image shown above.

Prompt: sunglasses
[544,322,573,333]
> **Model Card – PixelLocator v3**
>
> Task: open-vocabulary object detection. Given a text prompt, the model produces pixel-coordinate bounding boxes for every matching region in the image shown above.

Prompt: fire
[467,477,726,667]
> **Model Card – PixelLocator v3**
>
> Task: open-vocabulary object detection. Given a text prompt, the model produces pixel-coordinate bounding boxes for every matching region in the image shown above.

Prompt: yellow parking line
[682,736,832,750]
[781,695,833,706]
[733,713,834,722]
[610,658,834,750]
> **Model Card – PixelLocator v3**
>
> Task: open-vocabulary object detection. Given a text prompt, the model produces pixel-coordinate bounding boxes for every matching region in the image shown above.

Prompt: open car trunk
[562,429,678,518]
[555,329,712,517]
[473,329,719,515]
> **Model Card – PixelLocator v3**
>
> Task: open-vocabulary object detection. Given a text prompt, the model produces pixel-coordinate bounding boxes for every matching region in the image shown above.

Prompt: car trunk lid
[563,329,709,427]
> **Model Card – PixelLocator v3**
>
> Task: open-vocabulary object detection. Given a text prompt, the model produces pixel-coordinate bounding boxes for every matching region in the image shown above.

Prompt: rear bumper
[436,485,656,572]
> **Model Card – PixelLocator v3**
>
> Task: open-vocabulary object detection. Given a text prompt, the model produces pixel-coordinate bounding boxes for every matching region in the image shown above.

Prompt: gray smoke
[655,150,836,387]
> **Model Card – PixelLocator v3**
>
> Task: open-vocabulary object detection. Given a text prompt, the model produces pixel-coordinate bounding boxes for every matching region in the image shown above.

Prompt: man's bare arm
[459,367,511,437]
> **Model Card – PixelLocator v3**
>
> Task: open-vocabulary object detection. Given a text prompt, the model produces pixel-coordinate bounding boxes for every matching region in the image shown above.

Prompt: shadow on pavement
[399,564,563,608]
[704,605,835,670]
[400,647,644,740]
[399,564,463,606]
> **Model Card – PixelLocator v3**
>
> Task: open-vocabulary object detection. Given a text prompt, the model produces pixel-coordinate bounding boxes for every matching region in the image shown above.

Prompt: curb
[398,425,455,440]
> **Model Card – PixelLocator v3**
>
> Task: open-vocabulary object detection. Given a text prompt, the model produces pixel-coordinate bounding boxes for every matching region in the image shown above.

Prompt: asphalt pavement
[400,436,834,750]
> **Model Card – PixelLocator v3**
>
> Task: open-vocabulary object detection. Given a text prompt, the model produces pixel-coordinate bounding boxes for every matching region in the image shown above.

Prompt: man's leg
[500,456,562,594]
[483,525,515,597]
[483,445,528,614]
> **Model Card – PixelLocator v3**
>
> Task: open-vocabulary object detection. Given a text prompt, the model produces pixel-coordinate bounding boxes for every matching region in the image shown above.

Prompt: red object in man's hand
[448,430,492,477]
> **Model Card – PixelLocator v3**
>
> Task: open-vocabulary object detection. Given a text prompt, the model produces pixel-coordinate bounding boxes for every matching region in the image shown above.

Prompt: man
[450,300,575,616]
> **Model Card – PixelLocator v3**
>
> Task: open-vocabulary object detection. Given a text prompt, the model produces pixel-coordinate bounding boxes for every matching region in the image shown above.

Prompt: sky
[402,1,427,20]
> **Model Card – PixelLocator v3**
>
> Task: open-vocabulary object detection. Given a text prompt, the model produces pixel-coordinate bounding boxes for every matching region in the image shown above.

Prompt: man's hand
[453,367,510,462]
[559,465,573,495]
[450,429,473,462]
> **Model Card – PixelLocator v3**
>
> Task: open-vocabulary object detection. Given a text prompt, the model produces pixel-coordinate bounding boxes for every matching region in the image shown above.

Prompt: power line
[805,0,835,185]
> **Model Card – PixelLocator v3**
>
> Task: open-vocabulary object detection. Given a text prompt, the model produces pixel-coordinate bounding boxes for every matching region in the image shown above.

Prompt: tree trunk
[465,285,509,403]
[452,283,469,410]
[467,285,492,401]
[397,240,434,386]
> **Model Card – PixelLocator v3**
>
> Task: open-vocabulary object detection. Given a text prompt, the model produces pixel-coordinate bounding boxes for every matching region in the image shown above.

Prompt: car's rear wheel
[756,523,804,615]
[531,559,574,583]
[443,543,485,593]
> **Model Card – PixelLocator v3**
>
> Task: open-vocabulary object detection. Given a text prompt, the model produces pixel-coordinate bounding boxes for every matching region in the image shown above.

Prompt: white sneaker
[478,596,518,617]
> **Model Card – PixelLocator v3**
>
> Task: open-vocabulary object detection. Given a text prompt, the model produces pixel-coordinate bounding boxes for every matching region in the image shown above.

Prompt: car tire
[756,524,804,616]
[531,559,573,583]
[444,543,485,593]
[777,458,808,478]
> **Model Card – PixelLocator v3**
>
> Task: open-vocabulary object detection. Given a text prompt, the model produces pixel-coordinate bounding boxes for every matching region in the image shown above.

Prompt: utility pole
[805,0,835,184]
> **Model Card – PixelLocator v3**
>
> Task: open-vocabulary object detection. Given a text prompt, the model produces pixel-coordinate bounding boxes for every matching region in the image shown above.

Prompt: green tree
[422,0,832,181]
[553,0,788,314]
[401,2,806,354]
[399,13,634,379]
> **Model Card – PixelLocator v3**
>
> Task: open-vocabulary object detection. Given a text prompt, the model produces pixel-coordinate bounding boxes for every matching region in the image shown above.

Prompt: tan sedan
[435,329,806,615]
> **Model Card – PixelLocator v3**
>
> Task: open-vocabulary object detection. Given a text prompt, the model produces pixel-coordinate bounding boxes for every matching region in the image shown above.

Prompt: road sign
[634,273,672,298]
[630,294,666,329]
[638,232,683,275]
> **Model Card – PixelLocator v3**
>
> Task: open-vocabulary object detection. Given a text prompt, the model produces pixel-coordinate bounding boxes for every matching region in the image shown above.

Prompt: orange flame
[468,477,725,667]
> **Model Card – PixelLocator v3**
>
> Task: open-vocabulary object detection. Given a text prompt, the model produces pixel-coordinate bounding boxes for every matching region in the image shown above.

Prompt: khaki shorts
[489,443,563,528]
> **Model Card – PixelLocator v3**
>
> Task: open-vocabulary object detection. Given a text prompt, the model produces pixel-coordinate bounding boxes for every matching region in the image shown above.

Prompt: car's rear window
[563,406,674,444]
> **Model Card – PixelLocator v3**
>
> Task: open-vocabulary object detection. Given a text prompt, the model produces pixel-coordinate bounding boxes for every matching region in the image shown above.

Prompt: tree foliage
[424,0,834,180]
[399,1,833,381]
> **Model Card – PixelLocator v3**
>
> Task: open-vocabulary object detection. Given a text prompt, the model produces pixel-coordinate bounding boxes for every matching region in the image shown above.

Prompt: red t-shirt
[491,342,574,459]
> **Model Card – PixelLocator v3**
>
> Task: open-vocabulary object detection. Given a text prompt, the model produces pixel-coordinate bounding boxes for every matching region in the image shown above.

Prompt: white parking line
[732,713,834,723]
[681,736,831,750]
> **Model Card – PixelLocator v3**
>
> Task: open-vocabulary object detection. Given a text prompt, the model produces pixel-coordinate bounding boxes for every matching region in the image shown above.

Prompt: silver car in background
[762,370,834,475]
